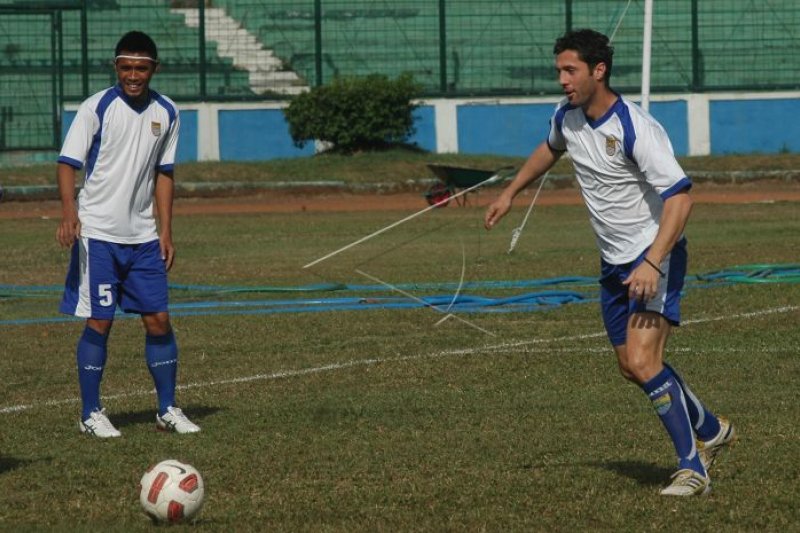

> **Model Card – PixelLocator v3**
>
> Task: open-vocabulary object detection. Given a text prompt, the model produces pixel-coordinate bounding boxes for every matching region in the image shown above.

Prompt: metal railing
[1,0,799,150]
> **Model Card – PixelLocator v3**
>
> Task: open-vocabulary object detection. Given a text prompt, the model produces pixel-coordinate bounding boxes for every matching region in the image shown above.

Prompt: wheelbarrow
[424,164,515,207]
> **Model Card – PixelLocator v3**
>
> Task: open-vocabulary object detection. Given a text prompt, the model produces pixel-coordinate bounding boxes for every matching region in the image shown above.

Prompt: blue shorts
[60,237,168,319]
[599,238,688,346]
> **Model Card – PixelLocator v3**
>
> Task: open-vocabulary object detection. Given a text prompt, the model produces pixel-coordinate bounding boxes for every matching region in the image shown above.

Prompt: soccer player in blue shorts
[56,31,200,438]
[484,29,734,496]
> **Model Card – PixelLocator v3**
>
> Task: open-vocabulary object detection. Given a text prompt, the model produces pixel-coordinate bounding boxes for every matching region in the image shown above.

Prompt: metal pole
[565,0,572,32]
[50,10,59,148]
[199,0,207,98]
[80,0,88,97]
[438,0,447,93]
[57,9,64,102]
[641,0,653,111]
[691,0,700,91]
[314,0,322,86]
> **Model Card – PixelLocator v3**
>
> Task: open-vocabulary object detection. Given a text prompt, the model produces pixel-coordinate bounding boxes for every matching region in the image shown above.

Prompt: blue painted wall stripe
[410,105,436,152]
[219,109,315,160]
[457,103,555,157]
[710,98,800,154]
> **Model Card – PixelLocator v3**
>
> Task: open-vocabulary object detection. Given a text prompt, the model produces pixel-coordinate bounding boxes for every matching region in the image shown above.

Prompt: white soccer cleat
[698,416,736,471]
[156,406,201,434]
[79,408,122,438]
[660,468,711,496]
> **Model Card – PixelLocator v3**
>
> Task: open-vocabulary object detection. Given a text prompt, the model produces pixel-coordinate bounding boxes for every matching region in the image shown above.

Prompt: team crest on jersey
[151,121,162,137]
[605,135,619,156]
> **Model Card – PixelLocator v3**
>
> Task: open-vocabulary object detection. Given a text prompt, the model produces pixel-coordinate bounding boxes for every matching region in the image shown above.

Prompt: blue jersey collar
[113,84,151,113]
[585,92,623,129]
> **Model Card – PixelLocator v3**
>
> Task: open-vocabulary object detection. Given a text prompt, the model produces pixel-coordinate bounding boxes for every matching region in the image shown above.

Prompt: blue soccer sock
[642,365,706,475]
[145,331,178,416]
[76,326,109,420]
[663,362,721,441]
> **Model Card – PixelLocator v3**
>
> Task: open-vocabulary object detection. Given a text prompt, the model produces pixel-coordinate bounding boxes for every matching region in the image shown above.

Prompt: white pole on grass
[302,172,504,269]
[641,0,654,112]
[507,173,548,254]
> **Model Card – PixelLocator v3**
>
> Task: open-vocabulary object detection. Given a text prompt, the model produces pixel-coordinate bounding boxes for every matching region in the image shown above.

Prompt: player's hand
[56,212,80,248]
[484,194,513,230]
[160,237,175,272]
[623,261,661,302]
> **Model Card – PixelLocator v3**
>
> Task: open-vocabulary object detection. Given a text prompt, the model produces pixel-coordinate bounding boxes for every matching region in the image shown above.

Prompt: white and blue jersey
[547,95,691,265]
[58,84,179,244]
[59,85,177,319]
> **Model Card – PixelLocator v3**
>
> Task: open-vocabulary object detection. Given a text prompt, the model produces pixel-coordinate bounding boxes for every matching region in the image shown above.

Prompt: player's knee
[142,312,171,336]
[616,362,636,382]
[618,352,659,385]
[87,318,113,336]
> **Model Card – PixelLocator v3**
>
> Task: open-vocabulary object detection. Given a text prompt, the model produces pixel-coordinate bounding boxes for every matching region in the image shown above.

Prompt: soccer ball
[139,459,205,524]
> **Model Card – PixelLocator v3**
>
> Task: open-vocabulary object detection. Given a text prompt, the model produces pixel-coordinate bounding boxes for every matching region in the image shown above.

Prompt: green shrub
[283,73,422,153]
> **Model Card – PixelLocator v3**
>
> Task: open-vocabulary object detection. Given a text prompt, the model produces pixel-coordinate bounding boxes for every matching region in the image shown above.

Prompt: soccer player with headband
[56,31,200,438]
[484,29,734,497]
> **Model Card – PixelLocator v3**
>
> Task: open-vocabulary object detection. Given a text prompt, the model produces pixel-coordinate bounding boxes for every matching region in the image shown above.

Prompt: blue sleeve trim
[85,88,119,180]
[95,87,118,120]
[616,102,637,164]
[58,156,83,169]
[660,177,693,200]
[157,164,175,174]
[152,91,178,128]
[553,103,573,134]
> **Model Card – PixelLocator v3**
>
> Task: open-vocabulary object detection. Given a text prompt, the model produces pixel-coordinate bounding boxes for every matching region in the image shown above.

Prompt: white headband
[115,54,157,63]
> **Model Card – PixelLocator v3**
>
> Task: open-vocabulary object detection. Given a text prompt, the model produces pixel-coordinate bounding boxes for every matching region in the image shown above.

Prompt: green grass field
[3,150,800,188]
[1,198,799,530]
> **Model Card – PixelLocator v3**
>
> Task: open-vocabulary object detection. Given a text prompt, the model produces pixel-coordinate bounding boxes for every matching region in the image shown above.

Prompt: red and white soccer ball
[139,459,205,524]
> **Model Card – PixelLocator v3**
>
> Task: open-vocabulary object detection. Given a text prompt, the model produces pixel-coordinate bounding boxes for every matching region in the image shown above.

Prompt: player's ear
[593,62,607,82]
[153,60,161,74]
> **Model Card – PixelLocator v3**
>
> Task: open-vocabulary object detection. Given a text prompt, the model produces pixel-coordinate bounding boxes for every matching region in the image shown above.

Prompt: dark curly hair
[553,29,614,84]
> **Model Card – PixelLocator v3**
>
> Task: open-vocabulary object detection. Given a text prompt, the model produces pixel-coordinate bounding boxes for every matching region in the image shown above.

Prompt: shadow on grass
[0,456,48,475]
[593,460,674,487]
[112,404,222,429]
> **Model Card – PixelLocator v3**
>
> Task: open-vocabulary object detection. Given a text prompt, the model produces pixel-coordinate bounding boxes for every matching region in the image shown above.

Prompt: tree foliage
[283,73,422,153]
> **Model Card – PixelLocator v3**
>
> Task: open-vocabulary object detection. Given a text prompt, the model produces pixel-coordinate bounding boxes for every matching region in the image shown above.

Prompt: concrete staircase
[172,7,308,96]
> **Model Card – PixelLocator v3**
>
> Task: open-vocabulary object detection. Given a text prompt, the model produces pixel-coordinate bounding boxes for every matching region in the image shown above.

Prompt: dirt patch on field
[2,180,799,220]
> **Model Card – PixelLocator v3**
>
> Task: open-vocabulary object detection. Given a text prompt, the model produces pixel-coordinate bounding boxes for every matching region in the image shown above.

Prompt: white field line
[501,345,793,355]
[1,304,796,416]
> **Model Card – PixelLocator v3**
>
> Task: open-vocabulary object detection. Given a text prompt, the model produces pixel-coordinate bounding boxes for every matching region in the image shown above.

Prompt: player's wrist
[642,257,665,277]
[505,184,524,199]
